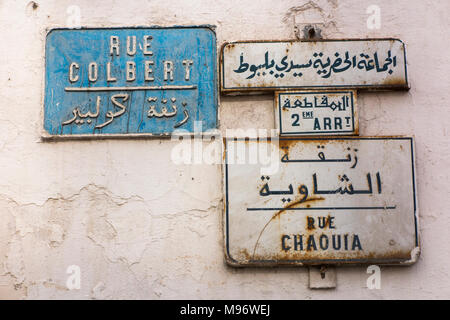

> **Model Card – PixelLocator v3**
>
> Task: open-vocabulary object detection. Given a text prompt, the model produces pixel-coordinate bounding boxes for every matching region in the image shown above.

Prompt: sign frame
[41,25,219,140]
[274,89,358,136]
[220,38,409,94]
[223,136,419,267]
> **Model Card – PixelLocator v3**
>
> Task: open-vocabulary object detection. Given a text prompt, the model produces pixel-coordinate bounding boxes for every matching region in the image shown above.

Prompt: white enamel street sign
[221,39,408,93]
[224,137,419,266]
[275,90,357,136]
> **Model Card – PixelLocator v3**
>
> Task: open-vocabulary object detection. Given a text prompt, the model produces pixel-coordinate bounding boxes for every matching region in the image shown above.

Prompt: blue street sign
[43,27,217,137]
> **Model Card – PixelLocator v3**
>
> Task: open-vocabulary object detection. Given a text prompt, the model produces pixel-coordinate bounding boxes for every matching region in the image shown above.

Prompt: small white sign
[275,90,357,136]
[221,39,408,93]
[224,137,419,266]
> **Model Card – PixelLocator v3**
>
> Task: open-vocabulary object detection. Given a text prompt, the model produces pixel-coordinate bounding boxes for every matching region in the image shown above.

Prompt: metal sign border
[274,89,358,136]
[220,38,409,94]
[40,25,219,140]
[223,136,419,267]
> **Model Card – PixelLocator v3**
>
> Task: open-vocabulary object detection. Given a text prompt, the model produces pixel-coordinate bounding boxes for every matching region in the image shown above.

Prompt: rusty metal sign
[221,39,408,93]
[224,137,419,266]
[42,27,217,138]
[275,90,357,136]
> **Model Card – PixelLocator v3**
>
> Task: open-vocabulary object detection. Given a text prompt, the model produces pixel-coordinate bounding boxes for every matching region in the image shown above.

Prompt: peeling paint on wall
[0,0,449,299]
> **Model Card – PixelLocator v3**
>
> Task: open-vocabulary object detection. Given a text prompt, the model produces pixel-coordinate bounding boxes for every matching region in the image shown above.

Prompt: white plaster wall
[0,0,449,299]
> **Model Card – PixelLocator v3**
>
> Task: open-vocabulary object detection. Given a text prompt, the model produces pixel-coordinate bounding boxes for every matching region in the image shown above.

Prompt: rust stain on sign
[223,137,419,266]
[220,39,409,94]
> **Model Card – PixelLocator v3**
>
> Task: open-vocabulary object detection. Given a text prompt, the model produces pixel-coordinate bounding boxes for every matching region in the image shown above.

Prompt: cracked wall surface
[0,0,449,299]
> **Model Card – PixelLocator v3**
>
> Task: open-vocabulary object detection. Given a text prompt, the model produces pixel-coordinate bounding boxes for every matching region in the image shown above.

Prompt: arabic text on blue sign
[43,27,217,137]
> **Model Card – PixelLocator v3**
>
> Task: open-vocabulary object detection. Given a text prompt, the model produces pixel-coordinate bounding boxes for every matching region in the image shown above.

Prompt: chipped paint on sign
[221,39,408,93]
[43,27,217,138]
[224,137,419,266]
[275,90,358,136]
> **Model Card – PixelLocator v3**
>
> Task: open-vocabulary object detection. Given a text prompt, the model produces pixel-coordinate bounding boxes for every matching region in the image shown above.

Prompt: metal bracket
[308,265,336,289]
[296,24,323,40]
